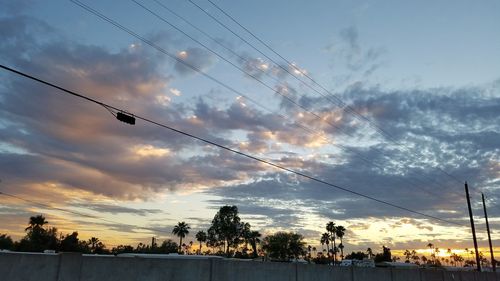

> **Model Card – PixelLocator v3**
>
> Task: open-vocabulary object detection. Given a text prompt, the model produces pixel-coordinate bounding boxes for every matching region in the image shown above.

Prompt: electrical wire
[0,63,466,227]
[128,0,460,201]
[191,0,465,190]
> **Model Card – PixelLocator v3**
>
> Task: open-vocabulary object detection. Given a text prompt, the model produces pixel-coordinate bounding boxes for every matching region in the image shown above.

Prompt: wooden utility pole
[482,193,496,272]
[465,182,481,271]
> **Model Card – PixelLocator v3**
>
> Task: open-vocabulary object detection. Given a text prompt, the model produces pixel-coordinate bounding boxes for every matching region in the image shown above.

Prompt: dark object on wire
[116,112,135,125]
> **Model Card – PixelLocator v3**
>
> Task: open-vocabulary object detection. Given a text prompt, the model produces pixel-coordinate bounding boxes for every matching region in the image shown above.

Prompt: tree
[366,247,373,259]
[25,215,49,232]
[241,222,251,250]
[422,256,428,264]
[335,225,346,260]
[345,251,368,260]
[159,239,178,254]
[59,232,79,252]
[248,230,261,258]
[404,249,412,263]
[18,215,58,252]
[411,250,420,265]
[320,233,330,254]
[0,234,14,250]
[326,222,337,263]
[207,205,243,255]
[374,246,392,263]
[262,232,305,262]
[172,222,190,253]
[88,237,106,254]
[195,231,207,255]
[111,245,134,255]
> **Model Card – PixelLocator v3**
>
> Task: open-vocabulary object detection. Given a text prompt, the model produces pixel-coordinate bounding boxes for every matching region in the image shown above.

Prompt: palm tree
[335,225,346,260]
[248,231,261,258]
[88,237,100,253]
[326,222,337,263]
[367,247,373,259]
[404,249,412,263]
[412,253,420,265]
[25,215,48,231]
[426,243,435,264]
[195,231,207,255]
[320,233,330,254]
[172,222,190,253]
[422,256,428,264]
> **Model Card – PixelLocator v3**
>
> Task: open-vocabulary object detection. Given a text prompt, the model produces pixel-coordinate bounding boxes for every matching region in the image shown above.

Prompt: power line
[0,190,171,235]
[193,0,465,189]
[0,63,465,227]
[130,0,456,201]
[66,0,446,202]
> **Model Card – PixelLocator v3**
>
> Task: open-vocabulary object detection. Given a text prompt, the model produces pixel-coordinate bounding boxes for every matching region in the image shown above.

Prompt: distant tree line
[1,205,489,267]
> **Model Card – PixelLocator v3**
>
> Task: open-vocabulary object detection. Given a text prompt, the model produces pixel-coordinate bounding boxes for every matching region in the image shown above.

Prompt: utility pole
[482,193,496,272]
[465,182,481,271]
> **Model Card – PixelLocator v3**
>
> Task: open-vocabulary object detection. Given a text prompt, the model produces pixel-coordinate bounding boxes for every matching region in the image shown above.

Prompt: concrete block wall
[1,252,499,281]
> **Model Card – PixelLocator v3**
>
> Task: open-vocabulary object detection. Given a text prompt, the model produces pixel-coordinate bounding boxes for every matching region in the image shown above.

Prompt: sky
[0,0,499,256]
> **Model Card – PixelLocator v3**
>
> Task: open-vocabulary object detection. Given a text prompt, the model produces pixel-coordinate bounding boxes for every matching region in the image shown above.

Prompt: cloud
[0,13,499,250]
[174,47,216,75]
[73,203,164,216]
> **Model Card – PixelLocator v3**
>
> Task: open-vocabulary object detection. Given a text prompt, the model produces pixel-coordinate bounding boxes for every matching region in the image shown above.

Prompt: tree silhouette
[59,232,82,252]
[248,230,261,258]
[195,230,207,254]
[345,251,368,260]
[374,246,391,263]
[366,247,373,259]
[326,222,337,263]
[335,225,346,260]
[158,239,178,254]
[0,234,14,250]
[25,215,49,232]
[207,205,243,255]
[111,244,134,255]
[262,232,305,262]
[320,232,330,254]
[88,237,106,254]
[241,222,251,251]
[172,222,190,253]
[19,215,57,252]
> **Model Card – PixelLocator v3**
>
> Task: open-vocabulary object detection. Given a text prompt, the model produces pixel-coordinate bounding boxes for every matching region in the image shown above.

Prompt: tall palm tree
[195,231,207,255]
[172,222,190,253]
[25,215,48,231]
[320,233,330,254]
[335,225,346,260]
[326,222,337,263]
[248,231,261,258]
[426,243,434,264]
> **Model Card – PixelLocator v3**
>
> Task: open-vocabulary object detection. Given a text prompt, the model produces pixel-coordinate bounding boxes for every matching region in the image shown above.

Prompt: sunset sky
[1,0,499,256]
